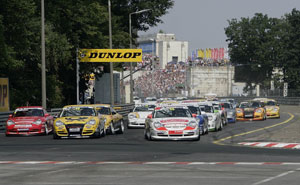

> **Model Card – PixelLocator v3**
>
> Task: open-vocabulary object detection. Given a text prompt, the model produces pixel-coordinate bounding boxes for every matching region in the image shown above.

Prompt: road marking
[252,168,300,185]
[238,142,300,149]
[1,161,300,166]
[213,113,295,145]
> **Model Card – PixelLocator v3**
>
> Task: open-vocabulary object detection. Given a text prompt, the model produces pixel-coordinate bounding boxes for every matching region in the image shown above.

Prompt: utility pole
[41,0,46,109]
[108,0,114,105]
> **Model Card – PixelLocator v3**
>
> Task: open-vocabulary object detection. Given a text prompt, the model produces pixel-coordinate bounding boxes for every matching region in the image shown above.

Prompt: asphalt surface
[0,105,300,185]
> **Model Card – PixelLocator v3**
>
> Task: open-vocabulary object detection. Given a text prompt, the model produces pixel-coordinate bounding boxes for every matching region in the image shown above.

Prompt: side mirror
[277,104,280,106]
[9,114,13,118]
[147,114,153,119]
[45,113,50,117]
[192,114,197,118]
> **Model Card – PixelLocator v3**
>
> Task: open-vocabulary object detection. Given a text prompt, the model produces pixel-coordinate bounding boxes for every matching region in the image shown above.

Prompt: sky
[139,0,300,55]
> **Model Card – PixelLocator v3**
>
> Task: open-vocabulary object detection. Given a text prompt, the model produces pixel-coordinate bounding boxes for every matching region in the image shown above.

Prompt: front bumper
[208,120,217,131]
[266,112,280,118]
[54,125,96,138]
[6,126,45,136]
[128,118,146,128]
[149,128,199,140]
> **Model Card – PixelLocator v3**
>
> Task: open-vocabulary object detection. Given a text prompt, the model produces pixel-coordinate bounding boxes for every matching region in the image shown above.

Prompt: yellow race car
[93,104,124,135]
[53,105,105,139]
[265,99,280,118]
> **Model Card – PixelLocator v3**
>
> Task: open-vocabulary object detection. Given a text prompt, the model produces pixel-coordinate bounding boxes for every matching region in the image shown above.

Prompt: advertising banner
[79,49,143,62]
[0,78,9,112]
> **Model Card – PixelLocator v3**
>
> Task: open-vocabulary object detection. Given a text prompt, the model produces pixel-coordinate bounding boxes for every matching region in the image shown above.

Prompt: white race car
[199,102,222,132]
[144,106,200,141]
[128,105,153,128]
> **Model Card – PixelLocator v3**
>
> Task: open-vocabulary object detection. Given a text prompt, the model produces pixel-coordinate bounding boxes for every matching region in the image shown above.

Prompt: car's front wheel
[53,132,61,139]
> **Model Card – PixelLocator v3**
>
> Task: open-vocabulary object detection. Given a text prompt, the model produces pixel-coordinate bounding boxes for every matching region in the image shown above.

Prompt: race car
[265,99,280,118]
[211,101,228,125]
[236,101,266,121]
[93,104,124,135]
[144,105,200,141]
[128,104,154,128]
[199,102,222,131]
[181,102,208,135]
[220,102,236,123]
[6,106,54,136]
[53,105,105,139]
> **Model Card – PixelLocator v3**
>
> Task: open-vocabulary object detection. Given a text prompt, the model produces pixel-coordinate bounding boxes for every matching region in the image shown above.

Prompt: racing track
[0,106,300,185]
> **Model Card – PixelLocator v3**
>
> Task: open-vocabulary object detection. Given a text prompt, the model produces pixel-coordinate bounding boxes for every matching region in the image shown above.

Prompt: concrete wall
[187,66,234,97]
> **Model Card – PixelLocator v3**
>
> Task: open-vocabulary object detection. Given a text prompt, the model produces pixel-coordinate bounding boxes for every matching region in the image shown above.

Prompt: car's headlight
[273,108,278,111]
[33,119,42,125]
[55,120,64,126]
[7,120,15,126]
[153,122,162,128]
[87,119,96,125]
[188,121,197,128]
[256,109,262,113]
[128,114,136,119]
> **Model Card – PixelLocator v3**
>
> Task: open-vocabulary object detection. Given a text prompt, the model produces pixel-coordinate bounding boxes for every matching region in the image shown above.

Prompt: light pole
[108,0,114,106]
[41,0,46,109]
[129,9,151,103]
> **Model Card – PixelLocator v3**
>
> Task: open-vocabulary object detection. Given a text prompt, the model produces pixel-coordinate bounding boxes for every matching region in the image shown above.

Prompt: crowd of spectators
[191,58,230,66]
[130,55,231,98]
[134,63,186,97]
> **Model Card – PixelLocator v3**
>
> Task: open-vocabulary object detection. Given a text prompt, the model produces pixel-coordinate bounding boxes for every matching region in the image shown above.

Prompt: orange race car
[236,101,266,121]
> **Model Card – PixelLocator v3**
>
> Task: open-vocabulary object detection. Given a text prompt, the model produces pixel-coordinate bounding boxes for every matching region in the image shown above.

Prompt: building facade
[137,33,188,69]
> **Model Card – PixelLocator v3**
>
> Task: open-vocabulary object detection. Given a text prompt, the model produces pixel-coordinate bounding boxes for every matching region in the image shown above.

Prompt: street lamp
[129,9,151,103]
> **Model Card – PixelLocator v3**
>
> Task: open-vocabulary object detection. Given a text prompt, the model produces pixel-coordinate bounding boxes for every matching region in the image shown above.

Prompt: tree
[225,14,281,92]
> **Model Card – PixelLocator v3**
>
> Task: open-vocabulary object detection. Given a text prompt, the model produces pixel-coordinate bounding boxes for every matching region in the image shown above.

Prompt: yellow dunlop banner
[79,49,143,62]
[0,78,9,112]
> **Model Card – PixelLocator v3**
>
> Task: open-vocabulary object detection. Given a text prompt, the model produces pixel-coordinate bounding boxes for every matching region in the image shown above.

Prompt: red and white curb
[239,142,300,149]
[0,161,300,165]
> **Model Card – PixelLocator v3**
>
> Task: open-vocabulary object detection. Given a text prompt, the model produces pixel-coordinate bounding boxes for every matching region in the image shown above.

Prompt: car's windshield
[200,105,214,113]
[221,103,230,109]
[61,107,96,117]
[213,105,220,110]
[14,109,44,117]
[250,102,260,108]
[267,101,276,106]
[239,103,249,108]
[96,107,110,115]
[134,106,150,112]
[187,106,201,115]
[154,107,192,118]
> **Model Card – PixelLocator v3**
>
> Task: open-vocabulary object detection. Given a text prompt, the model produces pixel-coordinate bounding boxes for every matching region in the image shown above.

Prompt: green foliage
[225,10,300,94]
[0,0,174,109]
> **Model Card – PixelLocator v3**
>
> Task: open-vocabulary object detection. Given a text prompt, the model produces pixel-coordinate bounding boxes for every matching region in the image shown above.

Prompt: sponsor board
[0,78,9,112]
[79,49,142,62]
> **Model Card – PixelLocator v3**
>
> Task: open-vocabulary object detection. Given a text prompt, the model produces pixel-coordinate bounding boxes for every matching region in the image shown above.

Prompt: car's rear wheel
[116,120,124,134]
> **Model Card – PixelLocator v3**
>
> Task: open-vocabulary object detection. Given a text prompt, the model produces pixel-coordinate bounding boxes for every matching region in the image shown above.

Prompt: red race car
[6,106,54,136]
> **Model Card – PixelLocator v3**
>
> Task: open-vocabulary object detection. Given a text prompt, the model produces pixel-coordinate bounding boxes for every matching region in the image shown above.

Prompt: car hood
[57,116,93,124]
[153,118,192,124]
[10,117,42,124]
[136,111,152,118]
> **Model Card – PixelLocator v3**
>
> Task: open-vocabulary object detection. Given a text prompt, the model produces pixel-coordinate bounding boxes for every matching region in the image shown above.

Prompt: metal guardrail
[0,104,135,131]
